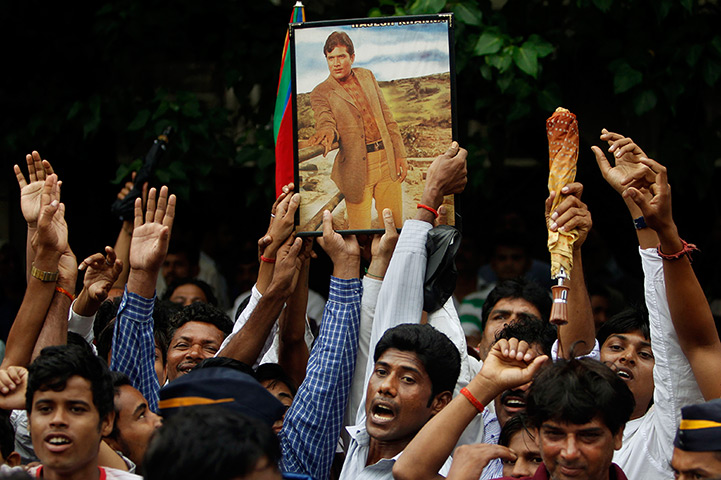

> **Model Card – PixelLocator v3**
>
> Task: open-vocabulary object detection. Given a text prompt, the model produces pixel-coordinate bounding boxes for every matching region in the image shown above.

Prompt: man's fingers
[14,165,27,189]
[560,182,583,199]
[276,191,293,219]
[133,197,143,230]
[8,367,23,386]
[145,187,157,224]
[608,137,632,154]
[155,186,169,224]
[26,154,37,182]
[527,355,549,377]
[444,141,459,157]
[42,159,54,176]
[555,210,592,234]
[286,193,301,217]
[622,187,651,213]
[545,191,555,218]
[382,208,396,234]
[32,151,44,181]
[614,142,641,159]
[37,200,59,230]
[0,371,13,394]
[550,194,583,221]
[437,205,448,226]
[105,246,117,264]
[79,252,105,270]
[164,194,176,231]
[600,130,624,144]
[321,210,334,239]
[287,236,303,259]
[591,146,612,175]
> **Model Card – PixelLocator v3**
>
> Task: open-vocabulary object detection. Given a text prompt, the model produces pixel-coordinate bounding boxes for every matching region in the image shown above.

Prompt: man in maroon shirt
[448,356,634,480]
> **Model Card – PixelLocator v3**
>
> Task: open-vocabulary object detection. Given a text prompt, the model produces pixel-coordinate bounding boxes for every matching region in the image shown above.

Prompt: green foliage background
[2,0,720,298]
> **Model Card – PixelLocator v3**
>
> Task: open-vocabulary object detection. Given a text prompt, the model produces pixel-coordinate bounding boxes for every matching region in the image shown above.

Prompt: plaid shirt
[111,286,160,412]
[280,277,362,480]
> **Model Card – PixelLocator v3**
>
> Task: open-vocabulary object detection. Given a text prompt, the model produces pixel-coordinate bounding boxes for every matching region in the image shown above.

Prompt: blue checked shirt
[280,276,362,480]
[111,286,160,412]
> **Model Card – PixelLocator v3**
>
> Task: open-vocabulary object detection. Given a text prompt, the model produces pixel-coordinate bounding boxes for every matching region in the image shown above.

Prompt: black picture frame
[290,13,458,236]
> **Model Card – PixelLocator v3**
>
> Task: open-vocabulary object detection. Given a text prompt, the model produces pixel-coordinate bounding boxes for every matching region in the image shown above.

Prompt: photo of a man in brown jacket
[308,31,408,230]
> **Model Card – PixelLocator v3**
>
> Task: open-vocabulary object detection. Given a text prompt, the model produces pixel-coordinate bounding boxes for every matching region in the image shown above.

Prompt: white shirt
[217,285,315,367]
[612,248,704,480]
[340,423,452,480]
[28,465,142,479]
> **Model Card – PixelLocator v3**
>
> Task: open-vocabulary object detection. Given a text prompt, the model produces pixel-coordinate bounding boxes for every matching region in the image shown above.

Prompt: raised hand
[592,130,655,195]
[129,186,176,273]
[14,151,56,228]
[30,174,67,256]
[79,246,123,302]
[263,191,300,260]
[267,236,304,298]
[422,141,468,208]
[317,210,360,279]
[478,338,548,395]
[545,182,593,249]
[365,209,399,281]
[622,157,675,234]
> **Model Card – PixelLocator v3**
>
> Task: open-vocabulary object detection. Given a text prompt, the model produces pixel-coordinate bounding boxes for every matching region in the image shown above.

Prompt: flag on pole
[274,1,305,197]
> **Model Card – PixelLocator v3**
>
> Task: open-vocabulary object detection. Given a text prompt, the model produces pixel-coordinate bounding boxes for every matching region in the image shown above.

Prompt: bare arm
[624,157,721,400]
[112,174,147,290]
[278,239,314,386]
[2,175,65,368]
[14,151,56,281]
[31,247,76,360]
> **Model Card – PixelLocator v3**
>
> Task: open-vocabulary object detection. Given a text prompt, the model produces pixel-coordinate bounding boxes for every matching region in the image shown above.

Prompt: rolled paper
[550,284,569,326]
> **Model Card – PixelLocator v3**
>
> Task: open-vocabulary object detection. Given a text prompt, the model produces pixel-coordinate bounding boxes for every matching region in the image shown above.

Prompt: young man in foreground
[26,344,140,479]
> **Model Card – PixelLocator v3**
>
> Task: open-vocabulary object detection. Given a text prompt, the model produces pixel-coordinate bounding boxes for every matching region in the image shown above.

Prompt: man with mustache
[164,302,232,382]
[395,345,634,480]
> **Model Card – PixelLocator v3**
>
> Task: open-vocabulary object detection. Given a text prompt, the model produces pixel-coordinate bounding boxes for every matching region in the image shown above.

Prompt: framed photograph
[290,14,457,235]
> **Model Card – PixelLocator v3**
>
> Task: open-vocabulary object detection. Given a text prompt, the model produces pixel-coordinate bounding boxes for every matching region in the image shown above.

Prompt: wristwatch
[633,216,648,230]
[31,264,59,282]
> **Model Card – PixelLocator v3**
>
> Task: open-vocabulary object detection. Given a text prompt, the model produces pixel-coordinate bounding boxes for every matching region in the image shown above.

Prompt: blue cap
[158,367,286,427]
[674,398,721,452]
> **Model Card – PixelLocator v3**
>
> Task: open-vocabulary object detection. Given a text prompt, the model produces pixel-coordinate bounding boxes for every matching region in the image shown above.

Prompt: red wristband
[417,203,439,218]
[55,286,75,301]
[260,255,276,264]
[657,238,698,262]
[460,387,484,413]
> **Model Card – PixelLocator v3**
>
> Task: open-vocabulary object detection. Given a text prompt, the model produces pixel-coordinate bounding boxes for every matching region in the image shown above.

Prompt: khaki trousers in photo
[345,149,403,230]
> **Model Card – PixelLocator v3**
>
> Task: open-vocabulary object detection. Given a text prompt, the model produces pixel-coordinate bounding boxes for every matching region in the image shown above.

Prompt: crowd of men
[0,129,719,480]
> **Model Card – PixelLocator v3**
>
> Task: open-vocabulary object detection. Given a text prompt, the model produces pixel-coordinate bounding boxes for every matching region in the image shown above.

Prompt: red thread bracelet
[260,255,276,264]
[460,387,484,413]
[55,286,75,301]
[657,239,698,262]
[417,203,439,218]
